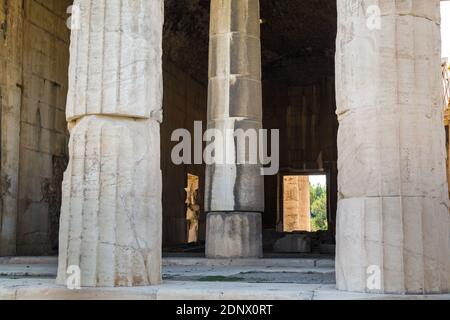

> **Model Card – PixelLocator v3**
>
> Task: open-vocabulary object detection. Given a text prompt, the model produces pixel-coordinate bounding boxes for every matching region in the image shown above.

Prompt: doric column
[56,0,164,287]
[336,0,450,294]
[205,0,264,258]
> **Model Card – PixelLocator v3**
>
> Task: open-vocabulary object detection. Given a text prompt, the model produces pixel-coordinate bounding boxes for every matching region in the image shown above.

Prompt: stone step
[163,266,336,284]
[0,256,58,265]
[0,264,58,278]
[163,257,335,268]
[0,257,336,285]
[0,256,335,268]
[1,278,450,300]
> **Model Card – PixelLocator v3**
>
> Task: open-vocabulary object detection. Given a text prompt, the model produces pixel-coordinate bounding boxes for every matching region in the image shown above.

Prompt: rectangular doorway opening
[282,174,328,233]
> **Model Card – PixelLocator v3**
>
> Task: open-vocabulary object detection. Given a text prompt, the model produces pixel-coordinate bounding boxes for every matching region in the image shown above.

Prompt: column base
[206,212,262,259]
[336,197,450,294]
[56,116,162,287]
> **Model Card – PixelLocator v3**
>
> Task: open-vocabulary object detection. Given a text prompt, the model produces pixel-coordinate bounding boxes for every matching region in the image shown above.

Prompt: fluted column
[205,0,264,258]
[57,0,164,287]
[336,0,450,294]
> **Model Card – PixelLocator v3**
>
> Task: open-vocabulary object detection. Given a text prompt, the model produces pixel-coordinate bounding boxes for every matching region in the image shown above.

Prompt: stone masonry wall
[1,0,208,253]
[17,0,72,255]
[0,0,72,256]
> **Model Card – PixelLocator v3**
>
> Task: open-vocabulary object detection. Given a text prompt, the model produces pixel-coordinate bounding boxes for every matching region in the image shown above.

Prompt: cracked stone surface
[57,0,164,287]
[1,278,450,300]
[0,257,336,285]
[335,0,450,294]
[66,0,164,120]
[3,257,450,299]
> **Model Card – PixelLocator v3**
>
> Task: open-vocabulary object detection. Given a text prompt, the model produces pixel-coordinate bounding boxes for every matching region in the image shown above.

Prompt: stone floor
[0,256,449,300]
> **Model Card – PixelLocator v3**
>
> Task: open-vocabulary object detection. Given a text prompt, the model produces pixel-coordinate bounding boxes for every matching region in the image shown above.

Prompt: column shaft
[336,0,450,294]
[283,176,311,232]
[205,0,264,258]
[57,0,164,287]
[0,0,23,256]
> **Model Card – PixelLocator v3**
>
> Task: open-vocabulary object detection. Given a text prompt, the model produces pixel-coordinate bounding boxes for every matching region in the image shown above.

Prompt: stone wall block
[206,212,263,258]
[207,77,262,121]
[210,0,260,37]
[204,118,264,212]
[209,34,261,80]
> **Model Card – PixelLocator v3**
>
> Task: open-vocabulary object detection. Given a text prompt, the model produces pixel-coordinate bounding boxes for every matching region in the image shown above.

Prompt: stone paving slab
[0,256,335,268]
[0,257,58,265]
[0,264,57,278]
[1,257,448,300]
[0,257,337,285]
[0,263,336,285]
[163,266,336,284]
[163,257,335,268]
[0,279,449,300]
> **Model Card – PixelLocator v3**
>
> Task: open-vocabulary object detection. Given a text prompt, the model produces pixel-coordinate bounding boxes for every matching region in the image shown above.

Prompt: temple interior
[0,0,338,256]
[1,0,450,297]
[161,0,338,252]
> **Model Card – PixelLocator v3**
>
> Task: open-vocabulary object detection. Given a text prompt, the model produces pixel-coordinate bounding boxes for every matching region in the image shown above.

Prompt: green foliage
[310,183,328,232]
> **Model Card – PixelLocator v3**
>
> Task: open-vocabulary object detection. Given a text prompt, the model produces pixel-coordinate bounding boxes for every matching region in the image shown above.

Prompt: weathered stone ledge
[1,279,450,300]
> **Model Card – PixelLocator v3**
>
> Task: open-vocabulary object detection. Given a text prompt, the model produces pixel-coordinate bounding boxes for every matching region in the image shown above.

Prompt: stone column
[444,62,450,199]
[56,0,164,287]
[283,176,311,232]
[205,0,264,258]
[0,0,23,256]
[336,0,450,294]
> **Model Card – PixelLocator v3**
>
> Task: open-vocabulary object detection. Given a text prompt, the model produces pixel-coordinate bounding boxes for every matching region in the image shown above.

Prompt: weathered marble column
[336,0,450,294]
[56,0,164,287]
[205,0,264,258]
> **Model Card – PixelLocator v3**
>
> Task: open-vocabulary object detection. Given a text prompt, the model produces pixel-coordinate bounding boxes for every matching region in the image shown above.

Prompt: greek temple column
[205,0,264,258]
[336,0,450,293]
[56,0,164,287]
